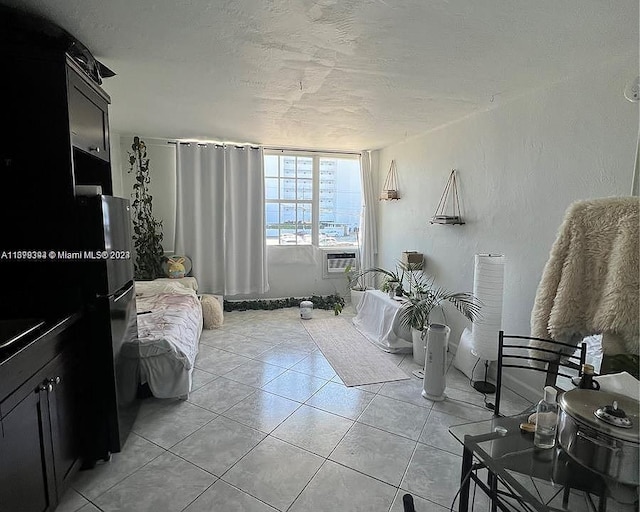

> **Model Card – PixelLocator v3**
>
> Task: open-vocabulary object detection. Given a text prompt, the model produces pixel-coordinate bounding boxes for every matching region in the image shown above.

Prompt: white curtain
[175,144,268,295]
[359,150,378,287]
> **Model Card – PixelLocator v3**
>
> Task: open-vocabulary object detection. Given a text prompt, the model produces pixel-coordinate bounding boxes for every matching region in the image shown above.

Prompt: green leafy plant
[398,280,480,330]
[128,136,164,280]
[223,294,345,313]
[351,263,481,330]
[351,265,405,294]
[345,264,366,292]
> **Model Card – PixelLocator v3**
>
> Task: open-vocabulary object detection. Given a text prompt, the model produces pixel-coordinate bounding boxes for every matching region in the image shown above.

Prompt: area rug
[302,317,410,387]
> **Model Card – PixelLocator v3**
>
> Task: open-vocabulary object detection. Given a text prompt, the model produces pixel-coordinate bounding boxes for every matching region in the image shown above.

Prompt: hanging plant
[128,136,164,280]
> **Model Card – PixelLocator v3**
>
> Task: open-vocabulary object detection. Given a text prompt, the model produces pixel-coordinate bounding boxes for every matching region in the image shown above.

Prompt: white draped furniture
[352,290,413,353]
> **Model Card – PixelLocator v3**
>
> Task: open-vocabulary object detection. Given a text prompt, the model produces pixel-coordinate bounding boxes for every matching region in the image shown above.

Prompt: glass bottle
[578,363,600,390]
[534,386,558,449]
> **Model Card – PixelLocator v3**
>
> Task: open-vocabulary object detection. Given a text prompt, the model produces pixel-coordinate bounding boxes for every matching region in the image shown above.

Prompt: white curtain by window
[175,144,268,295]
[359,150,378,287]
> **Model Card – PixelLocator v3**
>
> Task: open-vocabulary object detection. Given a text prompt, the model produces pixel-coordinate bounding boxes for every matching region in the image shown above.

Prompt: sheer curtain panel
[175,144,268,295]
[359,150,378,288]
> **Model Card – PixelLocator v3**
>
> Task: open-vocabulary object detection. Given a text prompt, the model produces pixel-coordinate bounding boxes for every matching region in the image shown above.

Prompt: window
[265,152,362,247]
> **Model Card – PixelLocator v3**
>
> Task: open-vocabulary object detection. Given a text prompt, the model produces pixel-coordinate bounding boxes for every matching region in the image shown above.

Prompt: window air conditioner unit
[322,251,358,279]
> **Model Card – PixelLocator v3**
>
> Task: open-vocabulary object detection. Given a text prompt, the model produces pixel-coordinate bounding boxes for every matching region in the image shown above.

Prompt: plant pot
[350,289,366,313]
[412,328,426,366]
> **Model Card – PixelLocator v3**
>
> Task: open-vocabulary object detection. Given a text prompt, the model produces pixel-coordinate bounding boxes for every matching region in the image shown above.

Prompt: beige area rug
[302,317,410,387]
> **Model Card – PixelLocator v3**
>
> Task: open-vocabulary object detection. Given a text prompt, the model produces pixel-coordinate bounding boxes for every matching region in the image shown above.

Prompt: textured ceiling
[3,0,638,150]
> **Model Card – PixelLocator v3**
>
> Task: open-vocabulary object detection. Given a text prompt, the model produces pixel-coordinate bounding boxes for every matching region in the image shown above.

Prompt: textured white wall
[376,56,638,398]
[110,132,124,197]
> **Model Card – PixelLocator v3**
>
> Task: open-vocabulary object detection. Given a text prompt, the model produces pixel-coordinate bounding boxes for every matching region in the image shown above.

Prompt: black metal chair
[494,331,587,417]
[480,331,607,512]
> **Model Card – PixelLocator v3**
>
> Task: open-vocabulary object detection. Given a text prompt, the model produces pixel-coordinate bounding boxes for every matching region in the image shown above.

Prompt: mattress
[130,280,203,398]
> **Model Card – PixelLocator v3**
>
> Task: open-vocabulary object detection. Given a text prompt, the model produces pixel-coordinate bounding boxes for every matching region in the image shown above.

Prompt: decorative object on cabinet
[128,136,165,280]
[430,169,465,224]
[379,159,400,200]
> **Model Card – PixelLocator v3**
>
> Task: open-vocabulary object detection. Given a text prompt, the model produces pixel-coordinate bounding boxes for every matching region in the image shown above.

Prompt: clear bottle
[534,386,558,449]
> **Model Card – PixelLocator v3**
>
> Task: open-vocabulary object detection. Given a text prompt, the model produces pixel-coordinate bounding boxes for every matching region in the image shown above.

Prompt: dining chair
[494,331,587,417]
[483,331,607,511]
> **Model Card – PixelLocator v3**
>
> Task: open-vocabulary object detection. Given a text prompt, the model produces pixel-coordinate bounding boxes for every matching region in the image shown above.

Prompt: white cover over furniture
[352,290,412,353]
[130,280,203,398]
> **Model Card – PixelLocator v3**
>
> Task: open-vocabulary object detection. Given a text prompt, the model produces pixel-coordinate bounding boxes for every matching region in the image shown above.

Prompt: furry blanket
[530,197,639,356]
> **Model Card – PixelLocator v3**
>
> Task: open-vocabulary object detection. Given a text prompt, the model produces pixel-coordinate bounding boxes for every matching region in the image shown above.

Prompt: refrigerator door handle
[114,283,134,303]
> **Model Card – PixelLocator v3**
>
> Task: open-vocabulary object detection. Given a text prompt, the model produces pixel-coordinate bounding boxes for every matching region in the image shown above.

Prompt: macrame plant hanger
[380,159,399,200]
[430,169,465,225]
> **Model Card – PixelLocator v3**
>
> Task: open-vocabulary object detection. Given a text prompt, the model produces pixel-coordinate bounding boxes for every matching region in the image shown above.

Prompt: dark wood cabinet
[67,57,111,163]
[47,348,83,493]
[0,382,53,512]
[0,13,118,511]
[0,317,83,512]
[0,19,114,316]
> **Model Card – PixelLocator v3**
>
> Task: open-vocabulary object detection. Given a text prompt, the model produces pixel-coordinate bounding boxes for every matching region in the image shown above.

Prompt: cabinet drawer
[67,64,110,162]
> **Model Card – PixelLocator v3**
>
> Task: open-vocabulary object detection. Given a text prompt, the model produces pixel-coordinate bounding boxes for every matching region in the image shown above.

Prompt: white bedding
[131,280,203,398]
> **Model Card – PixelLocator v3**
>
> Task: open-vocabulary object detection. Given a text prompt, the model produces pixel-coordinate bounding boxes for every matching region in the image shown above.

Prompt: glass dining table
[449,414,614,512]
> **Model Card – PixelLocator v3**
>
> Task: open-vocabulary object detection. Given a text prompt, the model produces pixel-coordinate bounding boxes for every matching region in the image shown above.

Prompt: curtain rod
[167,140,360,156]
[167,141,259,149]
[263,146,361,156]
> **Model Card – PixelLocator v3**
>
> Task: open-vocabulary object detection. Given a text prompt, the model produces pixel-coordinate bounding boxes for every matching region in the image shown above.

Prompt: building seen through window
[264,153,362,247]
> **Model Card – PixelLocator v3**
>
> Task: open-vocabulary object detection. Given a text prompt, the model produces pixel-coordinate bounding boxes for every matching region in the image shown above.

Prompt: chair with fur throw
[530,197,639,374]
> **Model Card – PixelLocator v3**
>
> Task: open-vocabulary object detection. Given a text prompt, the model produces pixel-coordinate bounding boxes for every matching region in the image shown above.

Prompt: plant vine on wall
[128,136,164,280]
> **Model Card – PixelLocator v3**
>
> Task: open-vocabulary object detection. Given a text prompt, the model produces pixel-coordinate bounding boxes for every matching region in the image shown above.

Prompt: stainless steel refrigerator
[76,195,140,465]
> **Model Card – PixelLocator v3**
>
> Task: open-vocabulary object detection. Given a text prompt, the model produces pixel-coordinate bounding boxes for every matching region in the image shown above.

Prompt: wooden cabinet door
[67,61,110,162]
[47,349,82,495]
[0,387,54,512]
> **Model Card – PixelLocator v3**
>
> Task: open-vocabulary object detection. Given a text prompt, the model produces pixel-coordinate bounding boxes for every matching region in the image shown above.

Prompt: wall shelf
[380,159,400,200]
[430,169,466,225]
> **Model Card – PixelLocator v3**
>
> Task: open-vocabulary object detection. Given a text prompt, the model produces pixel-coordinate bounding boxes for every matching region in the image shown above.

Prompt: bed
[129,279,203,398]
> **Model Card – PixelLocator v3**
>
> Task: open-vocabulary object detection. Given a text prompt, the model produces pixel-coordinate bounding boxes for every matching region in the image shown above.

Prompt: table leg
[459,443,473,512]
[488,470,498,512]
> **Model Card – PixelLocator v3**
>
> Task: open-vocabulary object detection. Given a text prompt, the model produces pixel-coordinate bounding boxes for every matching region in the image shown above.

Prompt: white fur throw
[201,294,224,329]
[530,197,639,356]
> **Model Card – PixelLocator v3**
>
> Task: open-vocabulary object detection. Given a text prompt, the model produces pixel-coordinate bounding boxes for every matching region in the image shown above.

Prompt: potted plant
[399,271,480,365]
[128,136,164,280]
[352,264,480,364]
[345,264,368,312]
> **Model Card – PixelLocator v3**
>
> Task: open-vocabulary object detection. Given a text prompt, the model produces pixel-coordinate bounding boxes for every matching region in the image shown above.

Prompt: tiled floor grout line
[73,438,169,505]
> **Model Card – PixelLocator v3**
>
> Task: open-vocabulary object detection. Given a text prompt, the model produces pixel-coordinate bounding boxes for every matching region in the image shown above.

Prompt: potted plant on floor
[399,271,480,365]
[345,264,368,312]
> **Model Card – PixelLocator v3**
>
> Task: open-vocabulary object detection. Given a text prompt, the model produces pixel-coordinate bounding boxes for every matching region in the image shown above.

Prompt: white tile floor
[59,307,631,512]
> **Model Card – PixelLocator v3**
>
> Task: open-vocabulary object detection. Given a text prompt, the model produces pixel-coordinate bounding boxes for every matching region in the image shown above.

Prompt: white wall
[110,132,123,197]
[375,55,638,398]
